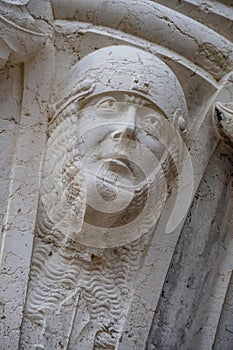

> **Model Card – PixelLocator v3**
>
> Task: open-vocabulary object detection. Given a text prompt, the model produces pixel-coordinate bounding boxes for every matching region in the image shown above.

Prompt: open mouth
[97,159,132,190]
[96,157,147,190]
[103,158,131,173]
[82,154,147,189]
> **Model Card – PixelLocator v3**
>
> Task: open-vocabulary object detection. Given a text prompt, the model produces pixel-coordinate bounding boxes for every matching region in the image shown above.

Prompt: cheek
[74,125,110,156]
[137,131,166,160]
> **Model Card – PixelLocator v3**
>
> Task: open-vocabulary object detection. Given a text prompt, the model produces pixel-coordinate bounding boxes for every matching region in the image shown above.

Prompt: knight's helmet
[50,45,188,132]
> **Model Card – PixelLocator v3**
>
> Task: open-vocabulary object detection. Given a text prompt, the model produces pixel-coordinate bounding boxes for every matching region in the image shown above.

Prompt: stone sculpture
[1,1,233,349]
[20,45,188,349]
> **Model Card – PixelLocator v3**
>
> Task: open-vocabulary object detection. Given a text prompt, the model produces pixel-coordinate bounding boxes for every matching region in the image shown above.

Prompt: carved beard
[21,95,185,349]
[59,154,167,249]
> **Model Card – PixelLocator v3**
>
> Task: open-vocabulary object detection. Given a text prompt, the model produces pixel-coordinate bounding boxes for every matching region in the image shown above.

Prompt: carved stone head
[40,45,188,248]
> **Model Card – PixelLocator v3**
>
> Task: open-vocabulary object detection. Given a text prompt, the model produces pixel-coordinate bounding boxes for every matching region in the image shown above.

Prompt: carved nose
[111,106,136,141]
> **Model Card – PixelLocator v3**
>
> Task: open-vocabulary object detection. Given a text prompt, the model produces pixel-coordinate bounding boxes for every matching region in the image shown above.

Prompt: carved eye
[141,115,160,127]
[140,115,162,138]
[98,100,115,108]
[95,97,118,115]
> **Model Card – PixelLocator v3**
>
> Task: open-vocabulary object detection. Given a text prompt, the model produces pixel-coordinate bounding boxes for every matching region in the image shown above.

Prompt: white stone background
[0,1,233,349]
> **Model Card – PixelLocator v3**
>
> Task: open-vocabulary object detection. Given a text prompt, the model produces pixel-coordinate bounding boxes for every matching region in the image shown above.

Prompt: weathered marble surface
[0,1,233,349]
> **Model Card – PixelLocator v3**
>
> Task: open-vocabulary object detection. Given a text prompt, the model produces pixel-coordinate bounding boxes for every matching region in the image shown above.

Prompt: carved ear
[214,102,233,147]
[172,108,187,134]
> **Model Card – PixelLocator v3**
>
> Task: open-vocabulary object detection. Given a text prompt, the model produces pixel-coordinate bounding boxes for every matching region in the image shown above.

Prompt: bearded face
[40,93,177,248]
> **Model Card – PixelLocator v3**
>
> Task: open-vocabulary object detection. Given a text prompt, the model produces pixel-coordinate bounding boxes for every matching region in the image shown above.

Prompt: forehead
[81,92,156,109]
[79,93,167,122]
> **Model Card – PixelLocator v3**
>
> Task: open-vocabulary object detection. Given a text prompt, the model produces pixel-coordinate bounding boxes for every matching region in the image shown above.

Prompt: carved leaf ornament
[0,0,46,68]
